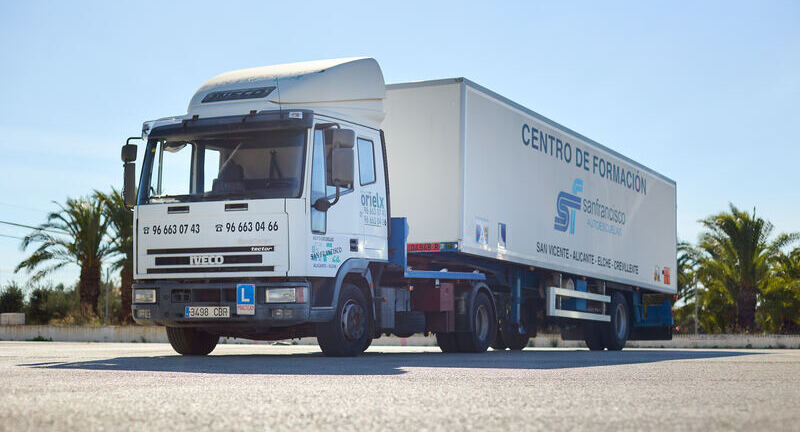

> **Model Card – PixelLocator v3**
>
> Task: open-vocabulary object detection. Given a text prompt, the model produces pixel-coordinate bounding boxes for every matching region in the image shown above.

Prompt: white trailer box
[383,79,677,294]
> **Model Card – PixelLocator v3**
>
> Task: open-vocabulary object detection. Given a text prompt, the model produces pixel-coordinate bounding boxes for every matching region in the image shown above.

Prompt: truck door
[355,134,388,259]
[308,126,360,276]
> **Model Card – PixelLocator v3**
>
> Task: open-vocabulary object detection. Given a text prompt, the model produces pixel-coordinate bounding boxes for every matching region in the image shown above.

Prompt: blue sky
[0,1,798,288]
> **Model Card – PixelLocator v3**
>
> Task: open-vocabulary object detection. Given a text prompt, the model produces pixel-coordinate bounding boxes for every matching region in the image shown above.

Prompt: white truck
[123,57,676,356]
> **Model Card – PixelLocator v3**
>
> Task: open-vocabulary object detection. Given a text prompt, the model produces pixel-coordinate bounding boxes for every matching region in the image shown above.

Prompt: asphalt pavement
[1,342,798,431]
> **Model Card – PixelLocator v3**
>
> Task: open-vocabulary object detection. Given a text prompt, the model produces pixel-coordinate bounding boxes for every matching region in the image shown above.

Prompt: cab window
[357,138,376,185]
[311,129,327,233]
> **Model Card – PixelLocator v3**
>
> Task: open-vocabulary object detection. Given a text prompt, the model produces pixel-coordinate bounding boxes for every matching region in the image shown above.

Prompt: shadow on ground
[19,348,760,376]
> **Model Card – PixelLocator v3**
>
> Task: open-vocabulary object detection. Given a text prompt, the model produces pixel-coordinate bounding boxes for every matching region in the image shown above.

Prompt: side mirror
[123,163,136,209]
[121,143,137,163]
[331,147,354,187]
[327,129,355,188]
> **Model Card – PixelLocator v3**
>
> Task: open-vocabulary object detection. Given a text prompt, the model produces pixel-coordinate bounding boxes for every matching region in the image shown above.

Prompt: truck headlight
[265,287,307,303]
[133,289,157,304]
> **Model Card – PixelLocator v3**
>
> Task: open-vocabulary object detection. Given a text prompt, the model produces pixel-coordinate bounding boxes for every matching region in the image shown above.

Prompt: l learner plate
[185,306,230,319]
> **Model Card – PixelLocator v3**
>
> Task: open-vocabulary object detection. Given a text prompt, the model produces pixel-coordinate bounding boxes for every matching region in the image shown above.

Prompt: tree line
[675,204,800,334]
[1,195,798,333]
[0,189,133,324]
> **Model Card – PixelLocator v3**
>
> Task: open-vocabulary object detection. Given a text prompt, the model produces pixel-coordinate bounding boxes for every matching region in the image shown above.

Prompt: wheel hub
[475,304,489,341]
[341,300,365,341]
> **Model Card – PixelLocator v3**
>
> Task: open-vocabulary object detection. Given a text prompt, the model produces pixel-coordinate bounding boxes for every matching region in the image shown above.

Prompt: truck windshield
[140,129,306,203]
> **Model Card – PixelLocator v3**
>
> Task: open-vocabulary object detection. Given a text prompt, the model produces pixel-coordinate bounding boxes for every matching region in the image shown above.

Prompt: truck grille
[154,255,262,266]
[147,245,276,275]
[147,265,274,274]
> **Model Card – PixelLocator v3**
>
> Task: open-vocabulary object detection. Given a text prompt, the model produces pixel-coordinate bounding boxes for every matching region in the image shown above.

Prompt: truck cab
[126,58,391,356]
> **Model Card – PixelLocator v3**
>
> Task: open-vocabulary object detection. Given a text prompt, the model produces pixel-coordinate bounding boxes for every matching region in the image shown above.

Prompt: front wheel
[166,327,219,356]
[316,283,372,357]
[455,291,496,353]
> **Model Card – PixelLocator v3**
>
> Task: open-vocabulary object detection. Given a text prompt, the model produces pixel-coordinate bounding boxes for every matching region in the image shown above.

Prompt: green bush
[23,283,80,324]
[44,284,80,323]
[96,282,122,324]
[0,282,25,313]
[26,286,50,323]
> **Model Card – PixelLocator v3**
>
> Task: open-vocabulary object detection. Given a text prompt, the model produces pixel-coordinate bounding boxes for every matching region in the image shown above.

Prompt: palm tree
[16,197,112,317]
[674,240,702,333]
[759,247,800,333]
[96,189,134,323]
[676,240,699,303]
[696,204,797,331]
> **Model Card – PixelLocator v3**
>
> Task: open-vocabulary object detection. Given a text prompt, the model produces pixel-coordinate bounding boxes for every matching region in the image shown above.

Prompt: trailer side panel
[459,84,677,294]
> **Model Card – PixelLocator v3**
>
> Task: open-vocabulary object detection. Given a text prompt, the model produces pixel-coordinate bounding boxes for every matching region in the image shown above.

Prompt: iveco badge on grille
[189,255,224,266]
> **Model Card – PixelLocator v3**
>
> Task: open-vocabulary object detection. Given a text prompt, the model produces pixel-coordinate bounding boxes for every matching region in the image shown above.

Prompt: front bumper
[132,280,313,328]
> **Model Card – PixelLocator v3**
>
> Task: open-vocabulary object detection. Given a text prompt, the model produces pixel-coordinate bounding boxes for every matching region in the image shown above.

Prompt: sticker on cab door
[310,236,343,269]
[359,192,387,227]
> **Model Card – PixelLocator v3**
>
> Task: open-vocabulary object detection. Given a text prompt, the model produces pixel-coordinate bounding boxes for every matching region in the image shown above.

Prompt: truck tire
[490,329,508,350]
[455,291,496,353]
[435,333,460,353]
[493,301,531,351]
[583,323,606,351]
[166,327,219,356]
[316,283,373,357]
[602,292,630,351]
[505,331,530,351]
[492,328,530,350]
[362,337,373,353]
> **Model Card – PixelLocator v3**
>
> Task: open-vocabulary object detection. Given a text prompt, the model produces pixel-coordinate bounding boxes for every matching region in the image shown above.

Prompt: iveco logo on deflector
[190,255,224,266]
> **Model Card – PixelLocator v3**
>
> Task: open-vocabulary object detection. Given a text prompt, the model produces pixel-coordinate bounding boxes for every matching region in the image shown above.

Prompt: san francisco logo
[554,179,583,235]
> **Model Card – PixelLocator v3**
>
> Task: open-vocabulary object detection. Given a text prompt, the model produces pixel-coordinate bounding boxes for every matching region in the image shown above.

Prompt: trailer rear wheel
[490,329,508,350]
[583,324,606,351]
[505,331,530,351]
[166,327,219,356]
[602,292,630,351]
[436,333,460,353]
[317,283,373,357]
[455,291,496,353]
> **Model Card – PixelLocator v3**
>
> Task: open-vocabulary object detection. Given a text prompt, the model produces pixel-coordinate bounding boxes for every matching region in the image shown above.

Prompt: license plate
[184,306,230,319]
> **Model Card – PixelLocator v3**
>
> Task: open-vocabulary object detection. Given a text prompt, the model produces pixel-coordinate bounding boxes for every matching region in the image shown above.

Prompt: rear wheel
[166,327,219,356]
[316,283,373,357]
[505,330,530,351]
[455,291,496,353]
[583,323,606,351]
[506,304,531,351]
[493,300,531,351]
[436,333,460,353]
[602,292,630,351]
[490,329,508,350]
